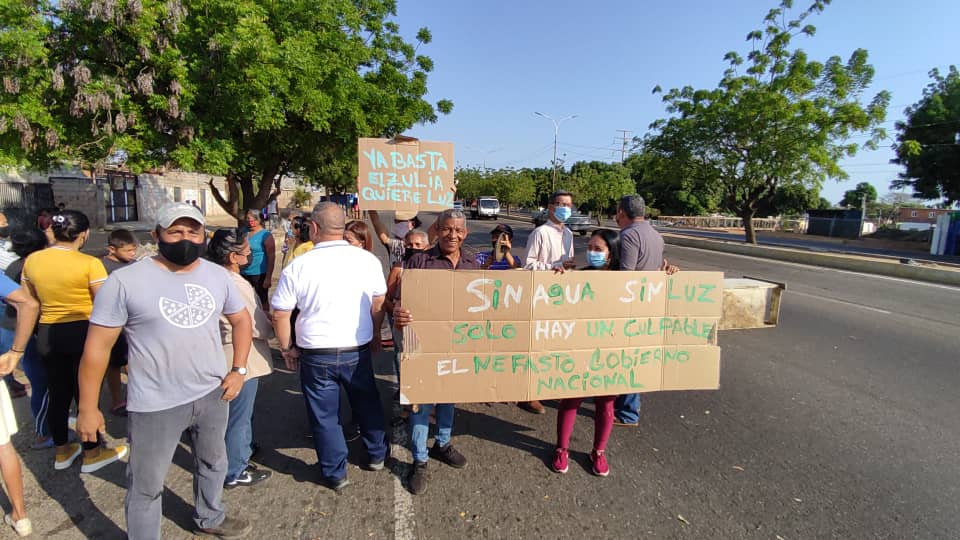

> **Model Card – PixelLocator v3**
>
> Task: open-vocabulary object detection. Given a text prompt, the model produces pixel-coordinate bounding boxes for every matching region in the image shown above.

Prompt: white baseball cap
[156,202,205,228]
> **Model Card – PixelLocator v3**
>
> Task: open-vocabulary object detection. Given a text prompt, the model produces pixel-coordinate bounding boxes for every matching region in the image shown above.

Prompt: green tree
[0,2,61,168]
[839,181,878,208]
[488,168,535,213]
[891,66,960,204]
[453,167,490,202]
[567,161,635,219]
[646,0,889,243]
[2,0,452,220]
[758,183,827,216]
[624,149,722,216]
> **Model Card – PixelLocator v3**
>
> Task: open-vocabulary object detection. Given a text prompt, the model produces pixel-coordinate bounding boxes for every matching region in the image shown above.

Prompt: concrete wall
[3,166,327,226]
[137,171,231,224]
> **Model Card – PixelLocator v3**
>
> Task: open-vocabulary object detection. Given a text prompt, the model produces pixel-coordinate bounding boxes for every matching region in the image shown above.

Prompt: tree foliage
[891,66,960,204]
[623,149,722,216]
[839,181,878,207]
[0,0,452,219]
[453,166,537,211]
[0,1,60,168]
[643,0,889,243]
[566,160,634,218]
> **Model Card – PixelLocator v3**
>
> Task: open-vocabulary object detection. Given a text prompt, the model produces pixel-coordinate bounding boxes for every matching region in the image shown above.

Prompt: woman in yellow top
[21,211,127,474]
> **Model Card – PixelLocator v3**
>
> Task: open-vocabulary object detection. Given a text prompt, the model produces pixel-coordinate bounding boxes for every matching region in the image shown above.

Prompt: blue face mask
[586,250,607,268]
[553,206,572,222]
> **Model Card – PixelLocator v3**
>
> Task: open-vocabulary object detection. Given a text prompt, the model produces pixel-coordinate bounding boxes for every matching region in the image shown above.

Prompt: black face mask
[0,226,8,238]
[158,239,206,266]
[402,247,425,262]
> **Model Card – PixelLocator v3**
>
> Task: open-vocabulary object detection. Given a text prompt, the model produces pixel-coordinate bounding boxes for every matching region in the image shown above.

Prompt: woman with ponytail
[20,210,128,474]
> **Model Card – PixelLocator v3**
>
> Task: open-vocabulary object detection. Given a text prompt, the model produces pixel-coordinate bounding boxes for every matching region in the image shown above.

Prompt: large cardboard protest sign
[399,270,724,404]
[357,137,455,212]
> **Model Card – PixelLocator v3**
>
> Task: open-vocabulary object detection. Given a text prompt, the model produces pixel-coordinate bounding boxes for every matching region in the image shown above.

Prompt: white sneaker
[5,513,32,537]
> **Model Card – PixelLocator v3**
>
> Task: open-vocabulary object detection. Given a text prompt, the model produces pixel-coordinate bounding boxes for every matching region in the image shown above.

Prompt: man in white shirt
[519,190,577,414]
[524,191,576,271]
[271,202,388,492]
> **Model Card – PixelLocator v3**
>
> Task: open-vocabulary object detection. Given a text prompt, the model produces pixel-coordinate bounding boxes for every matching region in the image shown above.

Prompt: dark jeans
[126,387,228,539]
[37,321,101,449]
[299,345,387,481]
[241,273,269,308]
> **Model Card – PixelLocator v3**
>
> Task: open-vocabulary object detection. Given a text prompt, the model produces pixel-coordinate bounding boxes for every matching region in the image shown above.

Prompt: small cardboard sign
[399,270,724,404]
[356,137,455,212]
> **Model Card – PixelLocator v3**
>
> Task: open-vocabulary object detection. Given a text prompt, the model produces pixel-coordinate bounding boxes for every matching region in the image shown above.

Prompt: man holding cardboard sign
[393,208,478,495]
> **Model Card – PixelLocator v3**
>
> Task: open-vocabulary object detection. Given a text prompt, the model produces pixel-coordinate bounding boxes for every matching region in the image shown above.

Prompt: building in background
[895,207,953,231]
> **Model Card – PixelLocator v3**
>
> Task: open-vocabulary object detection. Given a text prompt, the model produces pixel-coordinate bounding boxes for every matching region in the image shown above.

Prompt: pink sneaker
[591,449,609,477]
[552,448,569,474]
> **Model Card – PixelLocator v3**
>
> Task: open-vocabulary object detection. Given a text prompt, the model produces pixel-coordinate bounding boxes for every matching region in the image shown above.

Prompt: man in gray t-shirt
[91,257,245,412]
[76,202,254,540]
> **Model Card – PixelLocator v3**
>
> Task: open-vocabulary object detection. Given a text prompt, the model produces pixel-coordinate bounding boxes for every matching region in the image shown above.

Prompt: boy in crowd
[101,229,139,416]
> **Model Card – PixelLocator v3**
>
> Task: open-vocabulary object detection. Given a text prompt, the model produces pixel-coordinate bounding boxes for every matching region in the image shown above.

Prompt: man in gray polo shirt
[614,194,665,426]
[77,202,253,540]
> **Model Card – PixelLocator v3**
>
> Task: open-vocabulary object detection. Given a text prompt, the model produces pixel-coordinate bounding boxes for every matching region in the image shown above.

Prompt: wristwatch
[231,366,248,376]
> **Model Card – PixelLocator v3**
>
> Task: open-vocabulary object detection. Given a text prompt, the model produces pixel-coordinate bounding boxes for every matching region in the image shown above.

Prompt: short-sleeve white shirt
[271,240,386,348]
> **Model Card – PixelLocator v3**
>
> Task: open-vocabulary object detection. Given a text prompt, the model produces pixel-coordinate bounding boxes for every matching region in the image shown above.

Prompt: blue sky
[393,0,959,206]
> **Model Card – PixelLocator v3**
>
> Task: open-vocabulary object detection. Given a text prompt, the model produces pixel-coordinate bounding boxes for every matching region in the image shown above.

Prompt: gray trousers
[125,387,229,539]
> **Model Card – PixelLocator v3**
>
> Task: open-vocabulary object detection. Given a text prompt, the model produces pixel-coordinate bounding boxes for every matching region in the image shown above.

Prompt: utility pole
[858,193,867,238]
[535,112,577,192]
[615,129,632,163]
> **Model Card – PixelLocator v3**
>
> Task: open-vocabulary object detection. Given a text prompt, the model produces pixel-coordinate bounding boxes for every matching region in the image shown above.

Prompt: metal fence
[0,182,54,229]
[657,215,783,230]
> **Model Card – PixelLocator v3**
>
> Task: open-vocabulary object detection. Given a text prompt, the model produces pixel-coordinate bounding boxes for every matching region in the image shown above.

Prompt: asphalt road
[14,215,960,539]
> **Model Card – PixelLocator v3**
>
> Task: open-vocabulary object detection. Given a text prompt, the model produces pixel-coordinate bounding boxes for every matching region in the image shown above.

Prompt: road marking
[668,245,960,293]
[788,290,892,314]
[391,401,415,540]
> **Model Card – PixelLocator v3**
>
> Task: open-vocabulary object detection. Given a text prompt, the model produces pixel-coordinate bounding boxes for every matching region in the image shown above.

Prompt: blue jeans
[299,347,387,481]
[614,393,642,424]
[0,328,47,437]
[224,377,259,482]
[409,404,455,463]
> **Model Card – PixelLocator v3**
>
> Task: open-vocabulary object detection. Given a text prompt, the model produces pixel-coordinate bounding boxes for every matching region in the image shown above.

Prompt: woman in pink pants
[553,229,621,477]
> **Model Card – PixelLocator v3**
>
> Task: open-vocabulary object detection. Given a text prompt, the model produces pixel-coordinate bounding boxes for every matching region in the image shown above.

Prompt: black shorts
[109,332,129,368]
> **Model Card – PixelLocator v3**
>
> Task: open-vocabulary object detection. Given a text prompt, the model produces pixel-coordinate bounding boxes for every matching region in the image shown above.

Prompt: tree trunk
[740,208,758,244]
[210,169,283,226]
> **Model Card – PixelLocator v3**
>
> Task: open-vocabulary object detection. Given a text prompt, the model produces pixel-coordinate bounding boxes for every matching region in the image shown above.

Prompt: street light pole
[535,112,577,192]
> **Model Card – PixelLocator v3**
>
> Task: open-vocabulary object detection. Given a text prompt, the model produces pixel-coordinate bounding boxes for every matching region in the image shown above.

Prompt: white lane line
[788,290,892,314]
[391,400,415,540]
[668,244,960,292]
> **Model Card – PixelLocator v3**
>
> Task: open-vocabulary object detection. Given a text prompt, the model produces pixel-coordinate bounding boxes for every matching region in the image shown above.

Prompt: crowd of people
[0,191,671,538]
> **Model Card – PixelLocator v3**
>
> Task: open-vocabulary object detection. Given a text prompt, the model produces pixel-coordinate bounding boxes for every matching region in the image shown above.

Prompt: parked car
[453,200,464,211]
[532,207,593,235]
[469,196,500,219]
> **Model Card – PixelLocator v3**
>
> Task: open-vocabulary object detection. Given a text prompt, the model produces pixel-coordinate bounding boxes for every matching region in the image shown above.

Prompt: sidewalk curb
[498,213,960,287]
[664,234,960,286]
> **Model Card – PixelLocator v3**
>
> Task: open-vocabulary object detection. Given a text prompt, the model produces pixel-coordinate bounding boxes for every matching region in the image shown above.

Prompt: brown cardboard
[357,137,455,212]
[399,269,724,404]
